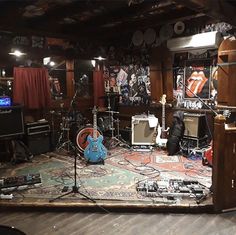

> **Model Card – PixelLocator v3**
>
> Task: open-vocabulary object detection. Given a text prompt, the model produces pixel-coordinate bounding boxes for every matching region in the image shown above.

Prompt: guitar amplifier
[183,113,206,138]
[131,115,158,145]
[24,121,51,155]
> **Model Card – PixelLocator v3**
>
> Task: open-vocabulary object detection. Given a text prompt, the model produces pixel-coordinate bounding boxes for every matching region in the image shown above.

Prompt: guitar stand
[49,146,96,203]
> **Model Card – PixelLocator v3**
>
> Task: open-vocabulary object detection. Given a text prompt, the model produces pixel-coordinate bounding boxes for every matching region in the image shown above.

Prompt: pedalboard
[0,173,42,192]
[136,179,208,199]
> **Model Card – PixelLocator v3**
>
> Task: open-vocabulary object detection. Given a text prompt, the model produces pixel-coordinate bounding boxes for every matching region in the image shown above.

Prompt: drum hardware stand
[56,88,80,153]
[105,92,130,149]
[49,146,96,203]
[56,117,75,153]
[106,110,130,149]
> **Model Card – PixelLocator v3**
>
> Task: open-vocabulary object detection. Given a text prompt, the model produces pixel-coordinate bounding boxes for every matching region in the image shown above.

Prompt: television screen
[0,96,11,107]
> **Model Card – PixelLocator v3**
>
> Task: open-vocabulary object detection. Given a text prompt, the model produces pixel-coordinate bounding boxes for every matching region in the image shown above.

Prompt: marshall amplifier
[24,121,51,155]
[0,106,24,138]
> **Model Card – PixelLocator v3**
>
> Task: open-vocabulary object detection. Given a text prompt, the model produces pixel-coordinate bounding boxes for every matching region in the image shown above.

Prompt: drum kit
[54,92,129,155]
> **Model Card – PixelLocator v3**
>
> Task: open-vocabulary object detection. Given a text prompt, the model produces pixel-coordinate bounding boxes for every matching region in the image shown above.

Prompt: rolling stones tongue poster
[184,66,211,100]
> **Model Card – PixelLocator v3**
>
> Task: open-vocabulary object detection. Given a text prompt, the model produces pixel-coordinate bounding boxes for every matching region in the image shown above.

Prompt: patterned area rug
[0,147,212,202]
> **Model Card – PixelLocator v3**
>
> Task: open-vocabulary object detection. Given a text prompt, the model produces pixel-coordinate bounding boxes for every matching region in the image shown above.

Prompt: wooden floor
[0,209,236,235]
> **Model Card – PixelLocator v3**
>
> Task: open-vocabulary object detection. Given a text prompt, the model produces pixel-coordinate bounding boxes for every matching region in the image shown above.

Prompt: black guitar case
[167,111,185,155]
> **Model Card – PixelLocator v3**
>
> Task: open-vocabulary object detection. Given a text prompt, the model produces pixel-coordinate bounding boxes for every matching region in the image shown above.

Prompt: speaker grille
[132,118,156,145]
[183,113,206,138]
[0,106,24,138]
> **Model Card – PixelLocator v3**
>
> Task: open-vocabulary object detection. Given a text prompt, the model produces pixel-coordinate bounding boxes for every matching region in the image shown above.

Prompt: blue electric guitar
[84,106,107,163]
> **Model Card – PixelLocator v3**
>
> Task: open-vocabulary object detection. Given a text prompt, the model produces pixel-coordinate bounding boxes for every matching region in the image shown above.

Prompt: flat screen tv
[0,96,11,107]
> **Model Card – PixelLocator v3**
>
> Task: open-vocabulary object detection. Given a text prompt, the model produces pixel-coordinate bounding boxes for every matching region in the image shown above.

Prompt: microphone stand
[49,146,96,203]
[50,86,96,204]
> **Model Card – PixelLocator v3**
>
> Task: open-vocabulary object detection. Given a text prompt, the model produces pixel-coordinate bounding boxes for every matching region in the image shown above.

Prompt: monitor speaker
[0,106,24,138]
[183,113,206,138]
[131,116,157,145]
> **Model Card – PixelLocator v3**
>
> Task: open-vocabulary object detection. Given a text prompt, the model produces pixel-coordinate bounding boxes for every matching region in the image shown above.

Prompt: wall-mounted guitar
[156,94,169,147]
[84,106,107,163]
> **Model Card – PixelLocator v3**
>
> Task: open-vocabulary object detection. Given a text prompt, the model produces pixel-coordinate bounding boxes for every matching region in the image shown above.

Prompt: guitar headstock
[159,94,167,105]
[92,106,97,114]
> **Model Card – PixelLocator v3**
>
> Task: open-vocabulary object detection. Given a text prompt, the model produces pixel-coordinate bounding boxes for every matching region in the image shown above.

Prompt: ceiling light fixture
[9,50,26,57]
[94,56,106,61]
[49,61,55,67]
[91,60,96,67]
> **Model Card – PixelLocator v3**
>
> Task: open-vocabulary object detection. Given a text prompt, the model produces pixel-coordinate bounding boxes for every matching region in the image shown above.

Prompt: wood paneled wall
[150,46,173,104]
[218,38,236,107]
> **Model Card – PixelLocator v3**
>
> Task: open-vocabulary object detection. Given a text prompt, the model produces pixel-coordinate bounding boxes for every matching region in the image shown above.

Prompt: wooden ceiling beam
[174,0,236,26]
[61,1,176,36]
[73,9,207,43]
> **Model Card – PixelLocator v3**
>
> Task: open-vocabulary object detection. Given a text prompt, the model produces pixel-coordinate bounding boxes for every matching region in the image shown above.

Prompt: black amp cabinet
[24,121,51,155]
[0,106,24,138]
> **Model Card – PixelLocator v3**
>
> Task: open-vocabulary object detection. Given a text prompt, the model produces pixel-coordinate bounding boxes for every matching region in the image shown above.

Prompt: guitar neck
[93,109,97,140]
[162,103,165,131]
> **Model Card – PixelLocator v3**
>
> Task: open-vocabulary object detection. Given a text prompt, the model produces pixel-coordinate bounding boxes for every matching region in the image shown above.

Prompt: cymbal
[105,110,119,114]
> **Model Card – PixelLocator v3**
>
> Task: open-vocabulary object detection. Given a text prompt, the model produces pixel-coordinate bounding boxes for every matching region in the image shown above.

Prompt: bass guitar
[84,106,107,163]
[156,94,169,147]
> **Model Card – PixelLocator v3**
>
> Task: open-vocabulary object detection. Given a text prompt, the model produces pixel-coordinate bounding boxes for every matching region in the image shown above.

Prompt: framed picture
[184,64,212,100]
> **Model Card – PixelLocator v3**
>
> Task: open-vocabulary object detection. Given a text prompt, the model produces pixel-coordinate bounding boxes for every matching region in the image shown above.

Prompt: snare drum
[75,125,102,153]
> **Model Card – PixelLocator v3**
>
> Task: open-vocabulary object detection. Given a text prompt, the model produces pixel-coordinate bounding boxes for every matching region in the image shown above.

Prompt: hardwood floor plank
[1,211,236,235]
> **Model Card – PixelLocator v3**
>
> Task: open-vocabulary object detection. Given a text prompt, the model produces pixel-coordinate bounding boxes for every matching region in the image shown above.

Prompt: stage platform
[0,146,213,213]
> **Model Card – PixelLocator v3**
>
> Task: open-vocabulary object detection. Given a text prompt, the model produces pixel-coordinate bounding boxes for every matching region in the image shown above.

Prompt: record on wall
[132,30,143,46]
[174,21,185,35]
[159,24,173,41]
[143,28,156,45]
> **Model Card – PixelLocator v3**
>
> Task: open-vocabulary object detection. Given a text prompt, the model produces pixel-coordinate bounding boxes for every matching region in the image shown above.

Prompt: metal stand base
[49,185,95,203]
[49,147,95,203]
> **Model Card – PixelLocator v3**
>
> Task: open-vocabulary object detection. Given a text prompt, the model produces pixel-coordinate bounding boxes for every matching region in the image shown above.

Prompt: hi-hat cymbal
[105,110,119,114]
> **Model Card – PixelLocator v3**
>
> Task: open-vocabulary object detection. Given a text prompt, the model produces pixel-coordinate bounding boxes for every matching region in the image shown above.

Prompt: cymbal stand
[115,115,130,148]
[56,86,81,153]
[105,93,129,149]
[56,117,75,153]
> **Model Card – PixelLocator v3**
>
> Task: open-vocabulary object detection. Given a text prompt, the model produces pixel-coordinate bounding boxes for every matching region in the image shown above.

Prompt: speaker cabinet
[0,106,24,138]
[24,121,51,155]
[183,113,206,138]
[131,115,158,145]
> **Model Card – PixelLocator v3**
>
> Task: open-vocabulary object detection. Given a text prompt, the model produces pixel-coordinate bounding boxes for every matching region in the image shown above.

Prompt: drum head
[75,125,102,153]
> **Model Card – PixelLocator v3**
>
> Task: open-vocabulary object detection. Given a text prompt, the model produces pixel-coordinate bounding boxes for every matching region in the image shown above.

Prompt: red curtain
[13,67,51,109]
[93,69,105,107]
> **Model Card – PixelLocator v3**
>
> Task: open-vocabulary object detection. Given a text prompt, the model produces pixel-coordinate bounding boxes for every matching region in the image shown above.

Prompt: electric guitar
[156,94,169,147]
[84,106,107,163]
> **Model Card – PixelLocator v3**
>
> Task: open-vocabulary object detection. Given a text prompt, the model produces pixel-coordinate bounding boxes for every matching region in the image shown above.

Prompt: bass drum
[75,125,102,153]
